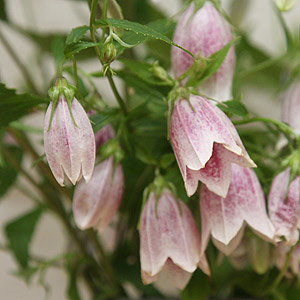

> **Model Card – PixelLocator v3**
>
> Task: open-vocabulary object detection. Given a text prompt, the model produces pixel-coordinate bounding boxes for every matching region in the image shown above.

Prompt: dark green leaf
[0,146,23,198]
[96,18,194,58]
[66,25,89,45]
[5,206,44,269]
[186,38,238,87]
[0,0,7,21]
[217,100,249,118]
[0,84,47,127]
[90,108,120,133]
[64,41,102,58]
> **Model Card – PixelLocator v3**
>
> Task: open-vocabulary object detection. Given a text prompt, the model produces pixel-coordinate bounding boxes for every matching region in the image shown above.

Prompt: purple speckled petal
[171,2,235,101]
[268,168,300,245]
[140,189,207,286]
[140,192,167,277]
[94,124,115,151]
[157,190,201,273]
[71,98,96,183]
[170,95,255,197]
[200,164,275,255]
[44,102,65,185]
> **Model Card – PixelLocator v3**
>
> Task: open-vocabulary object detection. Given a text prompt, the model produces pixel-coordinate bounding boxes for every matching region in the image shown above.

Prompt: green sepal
[47,77,78,131]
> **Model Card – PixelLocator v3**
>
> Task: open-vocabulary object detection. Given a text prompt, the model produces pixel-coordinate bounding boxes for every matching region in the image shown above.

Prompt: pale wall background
[1,0,300,299]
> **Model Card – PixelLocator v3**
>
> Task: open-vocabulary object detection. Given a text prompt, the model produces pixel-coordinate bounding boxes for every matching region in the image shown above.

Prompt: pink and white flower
[44,96,95,186]
[73,157,123,232]
[171,2,235,101]
[200,164,275,255]
[170,95,255,197]
[139,189,209,290]
[268,168,300,246]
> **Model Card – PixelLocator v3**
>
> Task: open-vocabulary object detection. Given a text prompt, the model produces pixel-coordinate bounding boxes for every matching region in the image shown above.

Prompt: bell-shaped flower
[73,157,123,232]
[282,82,300,135]
[171,2,235,101]
[44,80,95,186]
[170,95,255,197]
[268,168,300,246]
[139,188,209,290]
[200,164,275,255]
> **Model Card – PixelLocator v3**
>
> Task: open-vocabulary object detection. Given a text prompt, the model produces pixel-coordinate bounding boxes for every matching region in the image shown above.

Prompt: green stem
[240,55,285,78]
[275,5,293,49]
[89,0,128,116]
[271,242,298,290]
[107,72,128,115]
[0,29,38,94]
[234,117,300,144]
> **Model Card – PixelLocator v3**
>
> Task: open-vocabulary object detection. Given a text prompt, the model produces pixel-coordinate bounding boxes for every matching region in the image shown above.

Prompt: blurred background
[1,0,300,299]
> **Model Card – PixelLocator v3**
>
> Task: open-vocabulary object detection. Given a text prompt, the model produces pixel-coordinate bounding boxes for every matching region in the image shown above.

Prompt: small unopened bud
[151,62,174,86]
[274,0,296,11]
[101,42,117,65]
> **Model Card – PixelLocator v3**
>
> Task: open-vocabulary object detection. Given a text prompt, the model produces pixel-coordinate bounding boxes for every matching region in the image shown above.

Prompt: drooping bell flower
[139,188,209,290]
[268,168,300,246]
[171,2,235,101]
[200,164,275,255]
[282,82,300,135]
[73,156,123,232]
[44,78,96,186]
[170,95,255,197]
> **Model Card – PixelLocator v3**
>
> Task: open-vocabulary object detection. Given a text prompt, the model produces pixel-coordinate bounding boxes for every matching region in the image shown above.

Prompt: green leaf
[0,84,47,127]
[159,153,175,169]
[67,268,81,300]
[66,25,89,45]
[64,41,102,58]
[0,0,7,21]
[217,100,249,118]
[96,18,194,58]
[89,108,120,133]
[186,38,238,87]
[0,146,23,198]
[119,58,171,86]
[5,206,44,269]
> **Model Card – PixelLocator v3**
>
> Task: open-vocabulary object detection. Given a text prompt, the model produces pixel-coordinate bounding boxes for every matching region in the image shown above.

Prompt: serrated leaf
[186,38,238,87]
[5,206,44,269]
[119,58,170,86]
[217,100,249,118]
[96,18,194,58]
[0,84,47,127]
[64,41,102,58]
[66,25,89,45]
[0,145,23,198]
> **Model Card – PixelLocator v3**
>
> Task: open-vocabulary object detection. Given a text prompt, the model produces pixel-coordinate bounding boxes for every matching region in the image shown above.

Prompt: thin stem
[271,243,298,290]
[107,72,128,115]
[0,29,38,94]
[16,184,42,205]
[89,0,128,115]
[72,56,79,89]
[234,117,300,144]
[87,229,121,293]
